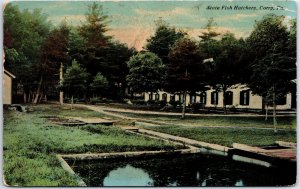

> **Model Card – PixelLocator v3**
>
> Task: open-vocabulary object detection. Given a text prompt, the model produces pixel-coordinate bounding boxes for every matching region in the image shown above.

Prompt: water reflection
[68,154,296,186]
[103,165,153,186]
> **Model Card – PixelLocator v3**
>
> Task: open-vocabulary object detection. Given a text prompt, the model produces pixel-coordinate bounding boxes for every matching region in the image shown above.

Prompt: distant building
[3,69,16,105]
[144,84,295,110]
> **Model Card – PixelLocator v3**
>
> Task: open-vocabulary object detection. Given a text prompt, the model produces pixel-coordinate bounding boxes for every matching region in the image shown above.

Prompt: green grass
[3,105,179,186]
[115,112,296,129]
[144,125,296,147]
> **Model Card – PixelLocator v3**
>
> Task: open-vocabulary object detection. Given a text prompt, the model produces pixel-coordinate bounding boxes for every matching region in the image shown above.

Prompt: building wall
[3,73,12,104]
[144,85,293,110]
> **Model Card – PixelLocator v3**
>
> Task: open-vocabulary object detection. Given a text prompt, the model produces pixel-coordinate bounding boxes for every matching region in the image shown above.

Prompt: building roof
[4,69,16,79]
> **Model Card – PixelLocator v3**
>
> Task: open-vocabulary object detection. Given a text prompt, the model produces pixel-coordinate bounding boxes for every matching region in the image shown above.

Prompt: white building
[144,84,294,110]
[3,69,16,105]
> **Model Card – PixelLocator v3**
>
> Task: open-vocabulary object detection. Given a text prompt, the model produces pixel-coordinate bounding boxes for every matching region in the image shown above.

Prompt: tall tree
[90,72,109,97]
[35,21,70,104]
[78,2,111,77]
[199,18,221,58]
[145,18,186,64]
[126,52,166,95]
[100,41,136,98]
[4,4,51,103]
[209,33,246,114]
[247,14,296,132]
[62,60,89,108]
[167,37,206,118]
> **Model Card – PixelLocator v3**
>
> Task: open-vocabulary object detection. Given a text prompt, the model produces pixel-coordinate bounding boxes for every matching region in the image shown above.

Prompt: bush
[190,103,204,112]
[147,100,156,105]
[159,100,167,108]
[89,97,99,105]
[229,105,237,112]
[169,100,179,108]
[131,99,146,105]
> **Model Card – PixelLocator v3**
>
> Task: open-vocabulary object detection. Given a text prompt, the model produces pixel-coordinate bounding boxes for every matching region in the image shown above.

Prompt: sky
[7,0,297,50]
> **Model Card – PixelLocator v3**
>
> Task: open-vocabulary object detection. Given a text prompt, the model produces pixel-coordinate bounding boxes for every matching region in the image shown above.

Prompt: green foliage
[167,37,206,92]
[146,125,296,147]
[62,60,89,98]
[199,18,221,57]
[127,52,166,93]
[208,33,247,113]
[247,14,296,105]
[3,105,178,186]
[117,112,296,130]
[90,73,109,96]
[78,2,111,48]
[4,4,51,98]
[145,19,186,64]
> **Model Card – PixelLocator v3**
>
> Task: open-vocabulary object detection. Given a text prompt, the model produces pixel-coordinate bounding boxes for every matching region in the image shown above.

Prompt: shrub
[190,103,204,112]
[169,100,179,108]
[89,97,99,105]
[229,105,237,112]
[131,99,146,105]
[147,100,156,105]
[159,100,167,108]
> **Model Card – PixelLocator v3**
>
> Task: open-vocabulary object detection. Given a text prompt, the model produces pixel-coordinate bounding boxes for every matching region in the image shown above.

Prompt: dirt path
[73,104,292,131]
[92,104,296,117]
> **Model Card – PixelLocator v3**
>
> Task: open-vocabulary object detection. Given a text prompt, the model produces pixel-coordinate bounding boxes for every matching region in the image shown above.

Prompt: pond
[67,153,296,187]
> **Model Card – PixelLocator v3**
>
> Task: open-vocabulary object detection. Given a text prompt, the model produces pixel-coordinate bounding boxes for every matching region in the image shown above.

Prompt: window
[179,94,184,104]
[240,90,250,105]
[190,94,196,104]
[155,93,159,101]
[149,93,153,101]
[225,91,233,105]
[170,95,175,102]
[276,95,286,105]
[211,91,218,105]
[162,93,167,102]
[200,92,206,104]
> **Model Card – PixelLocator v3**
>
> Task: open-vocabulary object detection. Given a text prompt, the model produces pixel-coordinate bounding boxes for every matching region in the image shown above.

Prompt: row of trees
[126,16,296,131]
[4,3,296,131]
[4,3,135,104]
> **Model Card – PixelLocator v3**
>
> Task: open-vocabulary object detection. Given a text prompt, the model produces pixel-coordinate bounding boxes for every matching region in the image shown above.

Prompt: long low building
[144,85,296,110]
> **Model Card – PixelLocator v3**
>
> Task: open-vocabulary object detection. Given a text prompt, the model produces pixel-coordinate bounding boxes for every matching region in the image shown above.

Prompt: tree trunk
[265,105,268,120]
[59,62,64,105]
[71,95,74,110]
[222,87,227,114]
[38,91,43,104]
[273,92,277,133]
[181,90,187,119]
[33,75,43,104]
[27,92,31,103]
[23,93,27,103]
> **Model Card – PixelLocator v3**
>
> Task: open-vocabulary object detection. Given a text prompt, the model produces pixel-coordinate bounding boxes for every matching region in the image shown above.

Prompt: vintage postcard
[2,0,297,187]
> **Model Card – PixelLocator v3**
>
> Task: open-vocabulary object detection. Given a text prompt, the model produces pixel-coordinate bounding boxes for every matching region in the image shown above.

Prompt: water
[68,153,296,187]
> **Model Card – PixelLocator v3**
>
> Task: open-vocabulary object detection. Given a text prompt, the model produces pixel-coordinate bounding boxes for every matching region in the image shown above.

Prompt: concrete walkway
[137,128,230,152]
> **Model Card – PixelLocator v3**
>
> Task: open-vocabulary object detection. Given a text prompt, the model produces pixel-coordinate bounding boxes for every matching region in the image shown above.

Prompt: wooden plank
[275,141,296,149]
[56,155,87,186]
[67,117,114,125]
[233,143,296,162]
[233,143,268,153]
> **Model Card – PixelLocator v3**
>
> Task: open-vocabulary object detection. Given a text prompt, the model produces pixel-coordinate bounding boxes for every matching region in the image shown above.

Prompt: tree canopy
[145,19,186,64]
[126,52,166,93]
[62,60,89,98]
[247,14,296,131]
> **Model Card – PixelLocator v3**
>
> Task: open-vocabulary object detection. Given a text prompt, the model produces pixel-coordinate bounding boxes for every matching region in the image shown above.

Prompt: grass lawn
[144,125,296,147]
[3,105,179,186]
[114,112,296,129]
